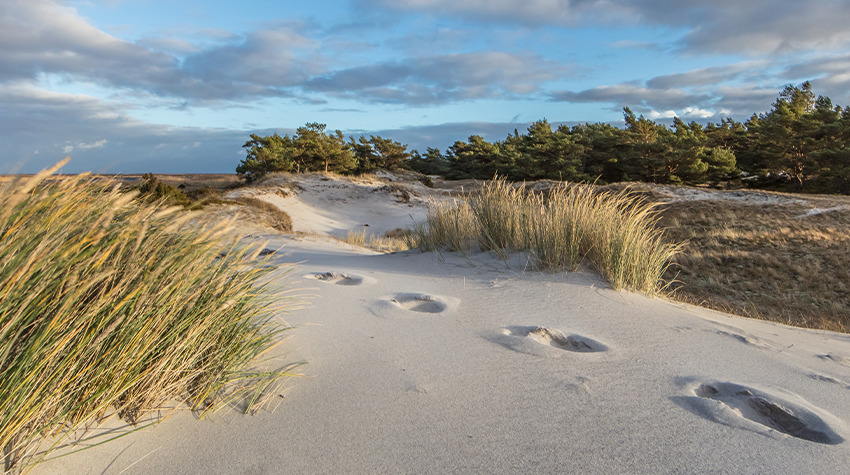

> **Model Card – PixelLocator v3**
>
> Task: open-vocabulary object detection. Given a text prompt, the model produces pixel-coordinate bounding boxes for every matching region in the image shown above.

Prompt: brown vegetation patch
[657,199,850,333]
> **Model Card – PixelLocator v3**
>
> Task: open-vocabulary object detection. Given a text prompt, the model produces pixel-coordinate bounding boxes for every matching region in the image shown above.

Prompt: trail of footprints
[311,269,845,445]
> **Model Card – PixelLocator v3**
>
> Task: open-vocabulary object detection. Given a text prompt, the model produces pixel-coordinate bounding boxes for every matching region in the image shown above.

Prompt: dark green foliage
[445,135,502,180]
[238,84,850,194]
[294,123,357,174]
[236,123,356,180]
[136,176,226,210]
[408,147,452,176]
[137,173,191,206]
[350,135,412,173]
[510,120,587,182]
[757,82,819,187]
[410,83,850,193]
[237,133,296,181]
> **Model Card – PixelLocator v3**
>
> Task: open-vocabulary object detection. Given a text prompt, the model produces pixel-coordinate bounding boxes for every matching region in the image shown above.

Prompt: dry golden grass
[412,179,679,296]
[343,228,411,253]
[0,163,300,473]
[658,199,850,333]
[233,197,293,233]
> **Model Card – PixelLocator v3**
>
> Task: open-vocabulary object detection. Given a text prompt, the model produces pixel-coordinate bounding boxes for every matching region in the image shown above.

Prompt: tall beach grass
[412,179,679,295]
[0,160,299,473]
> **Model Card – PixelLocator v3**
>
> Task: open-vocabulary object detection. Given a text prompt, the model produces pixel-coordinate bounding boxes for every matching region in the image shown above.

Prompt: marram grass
[0,160,300,473]
[412,178,680,295]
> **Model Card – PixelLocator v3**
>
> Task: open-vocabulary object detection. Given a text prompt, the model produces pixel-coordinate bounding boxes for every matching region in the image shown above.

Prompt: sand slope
[28,176,850,475]
[227,173,433,238]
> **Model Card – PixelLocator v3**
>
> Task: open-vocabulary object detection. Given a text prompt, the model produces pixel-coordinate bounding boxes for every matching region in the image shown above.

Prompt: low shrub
[136,173,191,206]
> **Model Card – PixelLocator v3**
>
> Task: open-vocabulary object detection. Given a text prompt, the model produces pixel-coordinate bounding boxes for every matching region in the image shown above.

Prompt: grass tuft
[411,178,679,295]
[344,228,411,253]
[0,165,299,473]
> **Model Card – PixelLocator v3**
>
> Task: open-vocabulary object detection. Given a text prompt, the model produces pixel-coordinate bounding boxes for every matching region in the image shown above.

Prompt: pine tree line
[237,83,850,194]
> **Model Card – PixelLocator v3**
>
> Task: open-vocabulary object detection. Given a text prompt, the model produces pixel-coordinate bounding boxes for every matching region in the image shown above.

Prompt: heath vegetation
[659,198,850,333]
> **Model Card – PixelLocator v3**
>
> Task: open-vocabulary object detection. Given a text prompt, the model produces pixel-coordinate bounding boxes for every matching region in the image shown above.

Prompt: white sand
[227,173,433,238]
[29,177,850,474]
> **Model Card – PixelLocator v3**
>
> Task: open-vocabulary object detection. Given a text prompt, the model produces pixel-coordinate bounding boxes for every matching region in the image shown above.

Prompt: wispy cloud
[547,59,806,120]
[550,83,710,112]
[646,61,768,89]
[606,40,661,51]
[0,86,245,173]
[305,51,565,105]
[363,0,850,55]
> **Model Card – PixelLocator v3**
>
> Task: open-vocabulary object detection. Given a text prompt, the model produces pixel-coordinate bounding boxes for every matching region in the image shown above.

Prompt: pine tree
[293,123,357,174]
[759,82,819,187]
[236,133,296,181]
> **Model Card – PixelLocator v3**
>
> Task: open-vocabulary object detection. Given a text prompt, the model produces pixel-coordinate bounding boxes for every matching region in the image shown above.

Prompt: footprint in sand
[390,293,447,313]
[307,272,366,286]
[715,330,774,350]
[819,353,850,368]
[495,326,608,357]
[808,373,849,387]
[693,382,842,445]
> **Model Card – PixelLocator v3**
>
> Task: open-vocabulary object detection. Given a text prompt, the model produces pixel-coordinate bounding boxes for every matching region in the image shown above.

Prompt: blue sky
[2,0,849,173]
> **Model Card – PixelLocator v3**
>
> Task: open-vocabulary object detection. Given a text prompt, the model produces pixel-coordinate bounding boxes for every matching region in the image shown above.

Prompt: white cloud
[681,107,714,119]
[61,139,106,154]
[0,0,322,103]
[648,110,677,119]
[77,139,107,150]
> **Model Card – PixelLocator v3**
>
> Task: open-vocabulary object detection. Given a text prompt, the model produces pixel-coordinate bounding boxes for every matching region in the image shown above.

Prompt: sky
[2,0,850,174]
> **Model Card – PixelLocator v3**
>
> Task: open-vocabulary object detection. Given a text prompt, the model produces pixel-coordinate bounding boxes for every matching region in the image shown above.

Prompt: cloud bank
[2,0,849,173]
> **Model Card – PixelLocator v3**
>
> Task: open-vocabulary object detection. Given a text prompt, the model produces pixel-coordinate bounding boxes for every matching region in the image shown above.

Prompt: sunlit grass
[658,199,850,333]
[0,160,300,473]
[411,179,679,295]
[344,228,411,253]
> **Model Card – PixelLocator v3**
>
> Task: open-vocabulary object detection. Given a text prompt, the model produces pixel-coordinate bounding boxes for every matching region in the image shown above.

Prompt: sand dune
[29,174,850,474]
[227,173,434,238]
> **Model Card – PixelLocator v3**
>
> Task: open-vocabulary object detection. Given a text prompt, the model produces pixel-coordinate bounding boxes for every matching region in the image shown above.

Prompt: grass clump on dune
[412,178,679,295]
[343,228,411,253]
[0,160,299,473]
[233,196,294,233]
